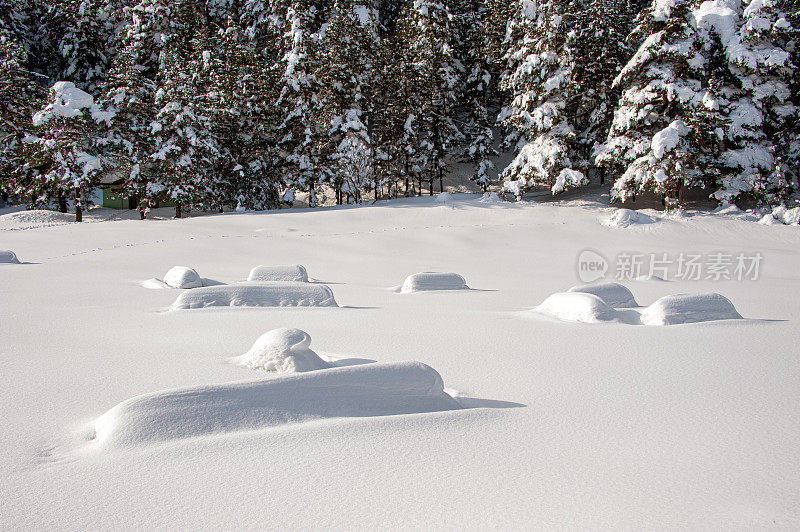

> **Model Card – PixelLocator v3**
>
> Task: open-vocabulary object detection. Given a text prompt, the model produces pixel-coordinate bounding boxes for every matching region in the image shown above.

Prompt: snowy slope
[1,195,799,529]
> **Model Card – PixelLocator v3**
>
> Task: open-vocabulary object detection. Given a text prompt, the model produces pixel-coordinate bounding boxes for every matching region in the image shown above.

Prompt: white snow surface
[32,81,95,126]
[163,266,203,289]
[0,249,20,263]
[170,282,338,309]
[93,361,459,448]
[640,293,743,325]
[247,264,309,282]
[232,328,331,373]
[400,272,468,293]
[533,292,619,323]
[568,282,638,308]
[2,193,800,529]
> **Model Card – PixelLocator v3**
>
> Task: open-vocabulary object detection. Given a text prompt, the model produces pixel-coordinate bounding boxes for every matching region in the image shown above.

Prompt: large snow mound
[400,272,468,293]
[163,266,203,289]
[568,282,638,308]
[604,209,656,228]
[0,250,20,263]
[92,361,460,447]
[170,282,338,309]
[533,292,619,323]
[247,264,309,282]
[0,209,74,230]
[232,328,331,373]
[640,293,742,326]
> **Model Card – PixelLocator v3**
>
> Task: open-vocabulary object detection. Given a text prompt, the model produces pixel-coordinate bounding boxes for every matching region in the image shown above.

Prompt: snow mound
[568,282,638,308]
[232,328,331,373]
[170,282,338,309]
[640,293,742,326]
[163,266,203,289]
[533,292,618,323]
[477,192,502,204]
[0,250,20,264]
[247,264,309,282]
[435,192,454,203]
[604,209,656,228]
[769,205,800,226]
[0,209,74,231]
[33,81,94,126]
[92,361,460,447]
[400,272,468,293]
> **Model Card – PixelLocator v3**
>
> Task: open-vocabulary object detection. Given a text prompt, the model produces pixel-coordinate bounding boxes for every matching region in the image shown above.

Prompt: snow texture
[0,250,20,264]
[640,293,742,325]
[568,282,638,308]
[604,209,657,228]
[400,272,468,293]
[163,266,203,289]
[232,328,331,373]
[92,361,460,448]
[533,292,619,323]
[32,82,95,126]
[170,282,338,309]
[247,264,309,283]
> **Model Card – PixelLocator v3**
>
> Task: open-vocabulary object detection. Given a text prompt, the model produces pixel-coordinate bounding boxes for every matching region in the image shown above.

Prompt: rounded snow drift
[170,282,338,309]
[533,292,618,323]
[400,272,468,293]
[640,293,742,326]
[92,361,460,448]
[0,250,20,264]
[568,282,637,308]
[234,328,331,373]
[604,209,655,228]
[247,264,309,282]
[163,266,203,289]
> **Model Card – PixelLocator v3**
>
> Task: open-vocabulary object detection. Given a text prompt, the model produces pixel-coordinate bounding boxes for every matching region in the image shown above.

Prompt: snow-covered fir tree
[149,0,219,217]
[317,0,379,204]
[499,0,630,199]
[25,81,104,220]
[399,0,463,195]
[50,0,120,93]
[597,0,722,209]
[0,0,45,203]
[273,0,328,207]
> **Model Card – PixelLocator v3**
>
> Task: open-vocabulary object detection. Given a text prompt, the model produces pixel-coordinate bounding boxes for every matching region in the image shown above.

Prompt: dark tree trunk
[74,187,82,222]
[175,202,182,219]
[58,195,67,213]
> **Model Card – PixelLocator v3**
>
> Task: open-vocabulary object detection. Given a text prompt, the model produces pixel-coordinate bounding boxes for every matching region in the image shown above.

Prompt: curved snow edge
[92,361,460,447]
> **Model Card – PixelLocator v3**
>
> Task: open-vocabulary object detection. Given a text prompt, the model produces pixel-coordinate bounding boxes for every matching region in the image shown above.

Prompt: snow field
[92,361,460,448]
[170,282,338,309]
[400,272,469,293]
[247,264,309,282]
[0,249,20,263]
[231,328,331,373]
[2,194,799,529]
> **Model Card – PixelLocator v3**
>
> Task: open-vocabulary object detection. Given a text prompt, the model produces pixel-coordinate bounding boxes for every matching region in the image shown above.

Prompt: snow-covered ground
[2,194,799,529]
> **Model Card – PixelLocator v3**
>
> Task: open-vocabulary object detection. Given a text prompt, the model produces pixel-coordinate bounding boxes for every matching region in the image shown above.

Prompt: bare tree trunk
[58,195,67,213]
[175,202,182,219]
[74,187,82,222]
